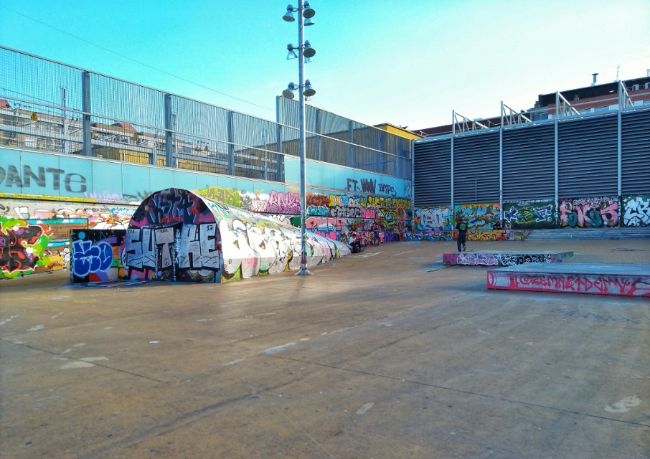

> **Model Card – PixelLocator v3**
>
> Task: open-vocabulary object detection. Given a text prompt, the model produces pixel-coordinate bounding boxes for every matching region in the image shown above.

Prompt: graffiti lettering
[559,196,619,228]
[503,199,555,229]
[330,206,362,218]
[361,178,376,194]
[0,164,87,193]
[455,203,501,230]
[415,207,451,231]
[346,178,359,192]
[0,218,52,277]
[307,194,329,208]
[488,271,650,297]
[71,239,113,277]
[204,186,242,208]
[177,224,220,269]
[266,190,300,214]
[378,183,396,196]
[622,195,650,227]
[307,206,329,217]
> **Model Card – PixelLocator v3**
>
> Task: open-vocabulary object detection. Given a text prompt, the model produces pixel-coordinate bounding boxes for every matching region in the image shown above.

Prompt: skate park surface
[1,238,649,459]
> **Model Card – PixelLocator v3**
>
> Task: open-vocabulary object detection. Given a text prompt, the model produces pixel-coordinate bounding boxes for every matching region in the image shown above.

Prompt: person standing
[456,218,468,252]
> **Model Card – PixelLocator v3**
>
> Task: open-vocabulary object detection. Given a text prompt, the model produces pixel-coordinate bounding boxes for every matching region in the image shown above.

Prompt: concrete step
[526,228,650,240]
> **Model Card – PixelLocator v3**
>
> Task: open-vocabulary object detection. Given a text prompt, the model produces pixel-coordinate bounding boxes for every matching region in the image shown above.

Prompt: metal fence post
[164,94,175,168]
[554,92,559,226]
[348,121,355,168]
[314,108,321,162]
[82,71,92,156]
[227,111,235,176]
[451,110,455,215]
[499,101,504,222]
[275,96,284,182]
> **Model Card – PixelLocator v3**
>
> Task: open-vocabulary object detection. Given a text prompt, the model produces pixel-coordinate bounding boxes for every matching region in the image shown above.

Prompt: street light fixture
[282,2,317,276]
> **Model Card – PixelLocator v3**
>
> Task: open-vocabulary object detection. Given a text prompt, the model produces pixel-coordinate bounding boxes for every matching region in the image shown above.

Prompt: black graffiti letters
[65,173,86,193]
[0,164,87,193]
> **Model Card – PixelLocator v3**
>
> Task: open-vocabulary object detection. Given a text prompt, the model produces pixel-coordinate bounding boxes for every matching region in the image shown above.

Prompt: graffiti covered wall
[414,206,452,232]
[70,229,126,283]
[558,196,619,228]
[0,198,136,230]
[198,186,411,243]
[454,203,502,231]
[503,199,556,229]
[1,216,53,279]
[622,195,650,227]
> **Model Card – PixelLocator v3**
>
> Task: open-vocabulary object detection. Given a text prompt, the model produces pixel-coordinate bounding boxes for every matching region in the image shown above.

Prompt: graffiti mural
[622,195,650,227]
[503,199,556,229]
[443,251,571,266]
[197,186,412,243]
[200,187,301,215]
[126,188,350,283]
[454,203,501,231]
[0,198,136,229]
[123,223,221,282]
[404,228,527,242]
[0,216,54,279]
[487,270,650,297]
[414,206,452,232]
[70,230,126,283]
[558,196,619,228]
[465,228,528,241]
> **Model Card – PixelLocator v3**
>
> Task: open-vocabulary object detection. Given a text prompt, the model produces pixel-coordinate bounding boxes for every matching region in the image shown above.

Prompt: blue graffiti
[72,240,113,277]
[556,309,639,323]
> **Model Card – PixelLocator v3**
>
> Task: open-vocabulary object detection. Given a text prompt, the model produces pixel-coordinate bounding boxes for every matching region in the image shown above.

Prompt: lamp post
[282,2,316,276]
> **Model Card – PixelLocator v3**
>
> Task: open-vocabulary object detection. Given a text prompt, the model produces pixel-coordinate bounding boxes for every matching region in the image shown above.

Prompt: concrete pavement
[1,238,649,458]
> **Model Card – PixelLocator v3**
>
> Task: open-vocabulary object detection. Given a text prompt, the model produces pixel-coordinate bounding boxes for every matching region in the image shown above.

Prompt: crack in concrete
[273,355,650,429]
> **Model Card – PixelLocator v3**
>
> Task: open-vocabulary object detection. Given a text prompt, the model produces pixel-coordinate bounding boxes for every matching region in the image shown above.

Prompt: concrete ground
[1,238,649,459]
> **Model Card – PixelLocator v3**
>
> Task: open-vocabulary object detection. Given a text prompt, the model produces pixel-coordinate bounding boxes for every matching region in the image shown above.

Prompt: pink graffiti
[266,191,300,214]
[306,217,347,230]
[559,197,619,228]
[488,272,650,297]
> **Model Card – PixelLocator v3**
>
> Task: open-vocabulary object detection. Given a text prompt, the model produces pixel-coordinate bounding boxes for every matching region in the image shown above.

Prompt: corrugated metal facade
[413,108,650,207]
[621,109,650,195]
[413,137,451,206]
[558,114,618,198]
[502,124,555,201]
[453,132,500,203]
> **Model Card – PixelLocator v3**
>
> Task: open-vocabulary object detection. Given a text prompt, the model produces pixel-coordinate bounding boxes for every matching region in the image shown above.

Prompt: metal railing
[0,46,411,182]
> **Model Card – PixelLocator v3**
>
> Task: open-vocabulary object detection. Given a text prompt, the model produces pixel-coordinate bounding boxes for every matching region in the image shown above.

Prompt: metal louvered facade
[502,124,555,201]
[558,114,618,198]
[453,132,500,203]
[413,107,650,208]
[621,109,650,195]
[413,137,451,206]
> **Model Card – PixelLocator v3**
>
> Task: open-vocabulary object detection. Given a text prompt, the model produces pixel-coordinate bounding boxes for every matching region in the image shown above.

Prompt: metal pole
[227,111,235,176]
[275,96,283,181]
[554,92,559,221]
[82,71,92,157]
[297,1,311,275]
[451,110,455,215]
[61,87,68,154]
[617,81,622,198]
[499,101,503,223]
[164,93,174,168]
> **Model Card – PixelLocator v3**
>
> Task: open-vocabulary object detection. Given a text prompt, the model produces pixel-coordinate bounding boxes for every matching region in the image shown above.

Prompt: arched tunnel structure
[71,188,351,284]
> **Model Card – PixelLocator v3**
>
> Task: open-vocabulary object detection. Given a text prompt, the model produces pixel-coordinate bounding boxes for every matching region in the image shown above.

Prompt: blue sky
[1,0,649,130]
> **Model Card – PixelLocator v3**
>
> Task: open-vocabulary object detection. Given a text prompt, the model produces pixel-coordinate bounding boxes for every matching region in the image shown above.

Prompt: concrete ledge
[443,251,573,266]
[487,263,650,297]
